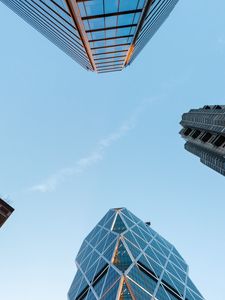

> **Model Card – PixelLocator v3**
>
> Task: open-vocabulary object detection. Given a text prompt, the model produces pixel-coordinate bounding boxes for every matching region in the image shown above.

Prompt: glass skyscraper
[1,0,179,73]
[180,105,225,176]
[0,198,14,228]
[68,207,205,300]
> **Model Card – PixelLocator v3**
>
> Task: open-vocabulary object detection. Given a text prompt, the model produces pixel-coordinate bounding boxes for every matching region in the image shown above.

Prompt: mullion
[130,0,175,63]
[12,0,86,54]
[98,68,122,72]
[82,0,93,41]
[115,0,119,41]
[17,7,90,65]
[89,34,133,43]
[103,0,106,50]
[82,9,142,20]
[140,0,173,38]
[97,64,122,69]
[98,67,122,71]
[127,0,144,38]
[92,43,129,50]
[94,55,126,61]
[49,0,71,16]
[93,49,128,56]
[138,0,174,43]
[97,63,123,69]
[86,24,137,33]
[36,0,77,31]
[98,69,121,73]
[97,61,123,66]
[25,0,80,39]
[31,1,84,48]
[96,59,124,65]
[7,1,91,68]
[8,0,90,64]
[135,0,174,51]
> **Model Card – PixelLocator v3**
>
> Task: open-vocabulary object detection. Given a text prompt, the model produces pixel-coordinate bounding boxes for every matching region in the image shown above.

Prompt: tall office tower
[180,105,225,176]
[0,198,14,228]
[68,208,205,300]
[0,0,179,73]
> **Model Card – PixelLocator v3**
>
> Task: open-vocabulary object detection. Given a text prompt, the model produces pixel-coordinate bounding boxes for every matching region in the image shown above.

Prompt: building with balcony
[180,105,225,176]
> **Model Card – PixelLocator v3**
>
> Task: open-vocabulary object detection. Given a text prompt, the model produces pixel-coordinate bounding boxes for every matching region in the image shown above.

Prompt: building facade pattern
[0,198,14,228]
[180,105,225,176]
[1,0,179,73]
[68,208,205,300]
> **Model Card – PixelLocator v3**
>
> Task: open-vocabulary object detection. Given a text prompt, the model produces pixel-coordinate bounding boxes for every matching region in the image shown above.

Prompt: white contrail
[29,99,153,193]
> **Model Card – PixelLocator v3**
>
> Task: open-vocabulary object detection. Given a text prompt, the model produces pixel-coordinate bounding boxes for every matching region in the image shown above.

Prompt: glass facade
[1,0,94,70]
[0,198,14,228]
[1,0,179,73]
[180,105,225,176]
[68,207,205,300]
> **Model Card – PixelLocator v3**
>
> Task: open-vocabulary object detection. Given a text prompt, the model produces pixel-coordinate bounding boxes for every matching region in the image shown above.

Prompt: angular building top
[180,105,225,176]
[68,207,205,300]
[1,0,179,73]
[0,198,14,228]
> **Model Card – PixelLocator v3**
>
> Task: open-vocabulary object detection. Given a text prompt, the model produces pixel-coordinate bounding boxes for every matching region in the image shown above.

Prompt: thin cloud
[217,36,225,54]
[29,99,153,193]
[218,37,225,46]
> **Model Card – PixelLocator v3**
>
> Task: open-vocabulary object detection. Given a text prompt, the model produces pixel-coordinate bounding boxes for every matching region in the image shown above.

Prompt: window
[183,128,192,136]
[200,132,212,143]
[213,135,225,147]
[191,130,201,139]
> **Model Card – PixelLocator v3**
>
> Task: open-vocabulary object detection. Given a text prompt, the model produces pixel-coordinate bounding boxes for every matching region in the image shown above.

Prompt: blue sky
[0,0,225,299]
